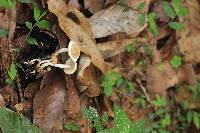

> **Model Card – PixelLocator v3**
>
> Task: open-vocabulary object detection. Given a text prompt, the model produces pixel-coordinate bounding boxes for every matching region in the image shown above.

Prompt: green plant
[162,0,188,30]
[0,107,41,133]
[0,28,9,37]
[82,104,145,133]
[0,0,32,9]
[25,3,51,45]
[64,122,80,132]
[170,55,182,69]
[6,63,17,84]
[127,42,136,53]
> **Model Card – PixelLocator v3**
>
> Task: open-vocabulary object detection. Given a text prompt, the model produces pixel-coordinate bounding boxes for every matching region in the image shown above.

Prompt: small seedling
[64,122,80,132]
[25,2,51,45]
[6,63,17,84]
[82,104,144,133]
[170,55,182,69]
[0,28,9,37]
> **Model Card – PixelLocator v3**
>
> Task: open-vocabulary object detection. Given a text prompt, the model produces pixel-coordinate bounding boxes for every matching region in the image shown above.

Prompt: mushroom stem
[52,63,71,68]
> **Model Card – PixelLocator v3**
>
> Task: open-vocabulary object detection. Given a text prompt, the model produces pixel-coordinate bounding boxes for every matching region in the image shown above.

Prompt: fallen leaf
[48,0,105,72]
[177,0,200,64]
[89,4,146,38]
[84,0,105,13]
[33,69,67,133]
[0,94,5,107]
[147,62,178,96]
[64,77,80,117]
[98,38,146,59]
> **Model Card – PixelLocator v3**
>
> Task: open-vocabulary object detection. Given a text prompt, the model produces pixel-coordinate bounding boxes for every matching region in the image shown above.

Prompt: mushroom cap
[64,58,77,74]
[68,41,80,62]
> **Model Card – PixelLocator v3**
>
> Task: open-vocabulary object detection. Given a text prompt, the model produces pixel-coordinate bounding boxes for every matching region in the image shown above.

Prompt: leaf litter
[0,0,200,133]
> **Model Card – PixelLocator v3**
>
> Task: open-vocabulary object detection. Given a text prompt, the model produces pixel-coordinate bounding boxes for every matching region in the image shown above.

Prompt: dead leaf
[77,55,101,97]
[0,94,5,107]
[176,85,200,109]
[98,38,146,59]
[177,0,200,64]
[0,9,16,72]
[48,0,105,72]
[177,64,196,85]
[147,62,178,96]
[64,77,80,117]
[84,0,105,13]
[33,69,67,133]
[89,4,146,38]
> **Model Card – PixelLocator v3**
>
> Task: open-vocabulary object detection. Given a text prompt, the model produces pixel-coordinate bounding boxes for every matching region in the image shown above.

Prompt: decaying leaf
[77,55,101,97]
[177,0,200,64]
[33,69,67,133]
[176,85,200,109]
[47,0,105,72]
[88,4,147,38]
[147,62,178,96]
[98,38,146,59]
[64,77,80,117]
[84,0,105,13]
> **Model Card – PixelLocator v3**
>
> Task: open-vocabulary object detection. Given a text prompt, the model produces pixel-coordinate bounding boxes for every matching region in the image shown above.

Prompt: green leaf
[127,42,136,53]
[26,21,33,30]
[102,71,122,96]
[64,122,79,132]
[138,14,146,26]
[26,37,38,45]
[187,111,193,124]
[81,107,104,132]
[161,113,171,128]
[0,0,16,9]
[101,112,108,125]
[152,95,167,107]
[36,20,51,29]
[137,2,145,10]
[0,28,9,37]
[169,22,183,30]
[127,81,136,93]
[114,104,130,133]
[193,112,200,129]
[176,7,189,17]
[148,13,158,36]
[19,0,32,3]
[170,55,182,69]
[130,120,145,133]
[0,107,42,133]
[8,64,17,80]
[143,44,153,58]
[34,3,41,21]
[162,1,175,18]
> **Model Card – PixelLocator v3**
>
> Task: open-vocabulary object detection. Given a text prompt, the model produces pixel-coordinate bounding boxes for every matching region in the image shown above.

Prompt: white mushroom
[37,41,80,75]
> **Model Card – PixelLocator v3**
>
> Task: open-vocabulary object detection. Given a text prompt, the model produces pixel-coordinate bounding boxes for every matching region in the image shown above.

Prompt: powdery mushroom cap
[68,41,80,62]
[64,58,77,74]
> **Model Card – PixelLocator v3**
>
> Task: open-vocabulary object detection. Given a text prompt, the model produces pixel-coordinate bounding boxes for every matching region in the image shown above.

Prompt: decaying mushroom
[37,41,80,74]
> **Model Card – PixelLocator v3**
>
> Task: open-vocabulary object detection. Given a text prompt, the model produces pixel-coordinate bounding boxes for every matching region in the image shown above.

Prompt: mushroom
[37,41,80,75]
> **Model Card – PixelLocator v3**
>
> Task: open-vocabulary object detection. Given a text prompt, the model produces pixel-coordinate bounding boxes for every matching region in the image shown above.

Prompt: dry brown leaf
[64,77,81,117]
[177,64,196,85]
[176,85,200,109]
[33,69,67,133]
[0,94,5,107]
[0,9,16,72]
[77,55,101,97]
[119,0,150,11]
[48,0,105,72]
[147,62,178,96]
[89,4,146,38]
[177,0,200,64]
[98,38,146,59]
[84,0,105,13]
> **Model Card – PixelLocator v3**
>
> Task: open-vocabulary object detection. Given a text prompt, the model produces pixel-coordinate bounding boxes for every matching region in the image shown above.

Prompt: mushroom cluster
[38,41,80,74]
